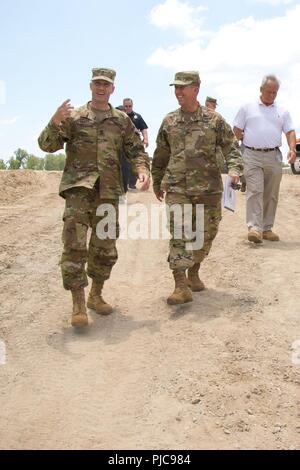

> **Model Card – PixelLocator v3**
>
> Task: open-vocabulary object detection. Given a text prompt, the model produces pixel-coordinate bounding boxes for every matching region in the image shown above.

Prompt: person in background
[233,74,296,243]
[115,105,130,203]
[123,98,149,189]
[205,96,228,174]
[205,96,217,111]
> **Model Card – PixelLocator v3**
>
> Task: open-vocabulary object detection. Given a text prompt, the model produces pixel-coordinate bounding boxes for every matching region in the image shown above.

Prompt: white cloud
[0,116,20,125]
[148,6,300,69]
[150,0,208,39]
[148,3,300,131]
[254,0,296,5]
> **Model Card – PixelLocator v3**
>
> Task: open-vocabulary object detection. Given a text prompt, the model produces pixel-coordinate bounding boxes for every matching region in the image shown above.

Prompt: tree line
[0,148,65,171]
[0,148,291,171]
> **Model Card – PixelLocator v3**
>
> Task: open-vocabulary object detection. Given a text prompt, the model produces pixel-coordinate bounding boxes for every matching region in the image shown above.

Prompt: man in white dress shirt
[233,74,296,243]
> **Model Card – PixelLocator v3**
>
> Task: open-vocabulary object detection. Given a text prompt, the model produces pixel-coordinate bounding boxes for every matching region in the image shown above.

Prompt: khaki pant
[61,187,119,290]
[242,147,282,232]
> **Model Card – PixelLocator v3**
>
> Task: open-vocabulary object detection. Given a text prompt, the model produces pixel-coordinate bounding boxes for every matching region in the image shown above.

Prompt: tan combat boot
[187,263,205,292]
[71,288,88,327]
[263,230,280,241]
[167,270,193,305]
[87,280,113,315]
[248,229,263,244]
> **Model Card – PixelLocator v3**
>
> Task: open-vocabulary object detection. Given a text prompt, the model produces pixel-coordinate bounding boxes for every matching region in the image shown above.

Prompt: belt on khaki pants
[244,146,279,152]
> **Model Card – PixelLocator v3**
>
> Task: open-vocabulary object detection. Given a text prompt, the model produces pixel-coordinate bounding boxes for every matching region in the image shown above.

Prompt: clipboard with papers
[222,175,237,212]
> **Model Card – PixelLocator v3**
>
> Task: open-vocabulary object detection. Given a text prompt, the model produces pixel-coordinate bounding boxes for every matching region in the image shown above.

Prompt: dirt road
[0,170,299,450]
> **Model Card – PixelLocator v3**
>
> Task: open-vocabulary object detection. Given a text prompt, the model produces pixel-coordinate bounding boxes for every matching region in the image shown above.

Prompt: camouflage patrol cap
[91,68,116,84]
[170,71,200,86]
[206,96,217,104]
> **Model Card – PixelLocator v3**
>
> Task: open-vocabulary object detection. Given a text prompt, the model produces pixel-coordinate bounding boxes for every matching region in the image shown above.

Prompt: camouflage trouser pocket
[62,218,88,251]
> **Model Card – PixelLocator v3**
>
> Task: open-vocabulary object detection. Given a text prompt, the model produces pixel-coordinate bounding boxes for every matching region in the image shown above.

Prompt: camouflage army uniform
[152,105,243,271]
[38,103,150,290]
[205,98,229,174]
[216,145,228,173]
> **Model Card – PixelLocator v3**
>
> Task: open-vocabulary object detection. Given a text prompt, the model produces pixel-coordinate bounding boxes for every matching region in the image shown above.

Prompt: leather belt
[245,145,279,152]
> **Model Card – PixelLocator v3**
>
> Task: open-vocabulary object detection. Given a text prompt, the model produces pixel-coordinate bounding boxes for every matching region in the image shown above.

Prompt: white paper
[223,175,236,212]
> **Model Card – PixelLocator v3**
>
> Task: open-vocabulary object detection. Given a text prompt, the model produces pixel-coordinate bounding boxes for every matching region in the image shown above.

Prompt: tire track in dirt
[0,171,299,449]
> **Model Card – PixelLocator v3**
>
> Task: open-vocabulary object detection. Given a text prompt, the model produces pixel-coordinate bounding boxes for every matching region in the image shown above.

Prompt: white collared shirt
[233,99,294,148]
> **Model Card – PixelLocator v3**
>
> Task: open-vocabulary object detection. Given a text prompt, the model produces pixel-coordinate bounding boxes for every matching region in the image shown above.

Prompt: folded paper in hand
[223,175,236,212]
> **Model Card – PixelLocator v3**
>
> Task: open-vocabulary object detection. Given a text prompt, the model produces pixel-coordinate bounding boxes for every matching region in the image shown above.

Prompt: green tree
[26,154,45,170]
[7,156,21,169]
[44,153,66,171]
[14,148,29,168]
[0,159,6,169]
[7,148,29,169]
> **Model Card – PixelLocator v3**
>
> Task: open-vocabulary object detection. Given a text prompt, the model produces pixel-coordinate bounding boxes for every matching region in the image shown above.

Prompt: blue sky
[1,0,300,162]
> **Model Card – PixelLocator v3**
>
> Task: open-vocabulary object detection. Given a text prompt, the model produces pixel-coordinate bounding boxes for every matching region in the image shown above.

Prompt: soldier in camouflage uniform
[38,68,150,327]
[205,97,228,174]
[152,71,243,305]
[205,96,218,111]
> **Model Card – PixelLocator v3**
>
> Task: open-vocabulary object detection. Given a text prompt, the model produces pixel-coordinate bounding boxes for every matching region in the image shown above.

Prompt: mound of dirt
[0,170,61,204]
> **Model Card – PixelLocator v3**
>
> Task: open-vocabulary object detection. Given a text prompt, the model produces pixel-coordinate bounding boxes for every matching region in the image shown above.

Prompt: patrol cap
[91,68,116,84]
[170,71,200,86]
[206,96,217,105]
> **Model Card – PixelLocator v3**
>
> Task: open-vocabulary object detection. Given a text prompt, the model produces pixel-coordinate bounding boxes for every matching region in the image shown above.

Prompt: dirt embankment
[0,170,61,204]
[0,170,299,450]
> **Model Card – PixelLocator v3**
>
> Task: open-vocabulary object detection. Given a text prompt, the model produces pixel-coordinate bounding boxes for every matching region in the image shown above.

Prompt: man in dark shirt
[115,105,131,200]
[123,98,149,189]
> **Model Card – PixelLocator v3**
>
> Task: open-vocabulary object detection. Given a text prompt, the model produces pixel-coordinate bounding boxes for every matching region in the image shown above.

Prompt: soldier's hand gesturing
[52,99,74,126]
